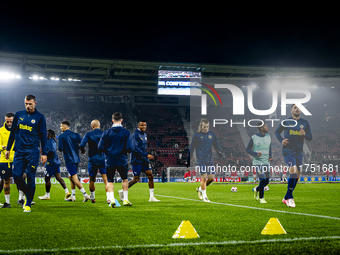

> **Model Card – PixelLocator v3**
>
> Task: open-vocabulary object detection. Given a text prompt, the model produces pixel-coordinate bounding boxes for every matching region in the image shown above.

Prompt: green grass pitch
[0,181,339,254]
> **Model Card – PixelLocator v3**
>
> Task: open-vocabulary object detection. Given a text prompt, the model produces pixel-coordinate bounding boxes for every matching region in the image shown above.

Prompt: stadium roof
[1,51,340,95]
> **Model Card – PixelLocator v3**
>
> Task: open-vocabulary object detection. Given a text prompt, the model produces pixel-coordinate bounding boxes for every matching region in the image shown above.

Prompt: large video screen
[157,70,201,95]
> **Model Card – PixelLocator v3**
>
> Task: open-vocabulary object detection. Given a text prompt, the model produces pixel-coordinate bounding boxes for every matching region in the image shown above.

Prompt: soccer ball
[231,186,238,192]
[264,186,269,191]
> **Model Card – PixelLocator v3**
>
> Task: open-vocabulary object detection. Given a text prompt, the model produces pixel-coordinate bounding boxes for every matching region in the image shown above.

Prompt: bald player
[79,120,108,203]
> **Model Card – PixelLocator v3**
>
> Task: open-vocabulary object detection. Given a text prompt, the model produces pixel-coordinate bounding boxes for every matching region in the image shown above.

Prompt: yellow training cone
[261,218,287,235]
[172,220,200,239]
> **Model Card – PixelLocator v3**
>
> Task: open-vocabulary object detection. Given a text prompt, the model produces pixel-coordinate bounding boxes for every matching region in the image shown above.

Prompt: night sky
[1,13,339,67]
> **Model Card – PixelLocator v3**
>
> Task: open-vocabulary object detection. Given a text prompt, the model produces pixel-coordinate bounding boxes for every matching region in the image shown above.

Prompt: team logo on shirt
[31,119,36,124]
[290,130,302,135]
[1,170,5,174]
[300,125,304,128]
[19,124,33,132]
[208,135,212,139]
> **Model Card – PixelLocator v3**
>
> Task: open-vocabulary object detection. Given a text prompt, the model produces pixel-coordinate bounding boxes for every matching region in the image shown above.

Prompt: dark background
[1,12,339,67]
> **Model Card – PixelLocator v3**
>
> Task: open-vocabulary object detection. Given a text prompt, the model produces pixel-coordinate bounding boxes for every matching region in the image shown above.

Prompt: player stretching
[187,118,222,202]
[58,121,91,202]
[118,120,160,202]
[38,129,71,200]
[246,123,273,204]
[0,113,15,208]
[98,112,132,207]
[275,104,312,208]
[6,95,47,212]
[79,119,108,203]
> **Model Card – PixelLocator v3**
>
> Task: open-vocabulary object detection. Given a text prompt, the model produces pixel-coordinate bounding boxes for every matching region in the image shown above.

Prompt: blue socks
[285,176,298,200]
[256,178,269,199]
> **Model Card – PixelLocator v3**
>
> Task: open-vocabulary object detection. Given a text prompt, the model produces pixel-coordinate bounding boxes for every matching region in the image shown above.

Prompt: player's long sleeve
[6,113,18,152]
[98,132,107,154]
[246,138,258,157]
[58,135,64,152]
[125,131,132,153]
[76,134,82,150]
[46,141,53,160]
[0,129,4,153]
[212,133,222,154]
[303,121,312,141]
[79,133,88,149]
[274,124,284,144]
[38,115,48,155]
[187,135,197,162]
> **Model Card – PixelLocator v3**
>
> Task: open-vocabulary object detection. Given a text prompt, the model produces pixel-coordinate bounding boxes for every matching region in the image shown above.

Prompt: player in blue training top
[98,112,132,208]
[118,120,160,202]
[58,120,91,202]
[246,123,273,204]
[6,95,47,212]
[38,129,71,201]
[275,104,312,208]
[187,118,222,202]
[79,119,108,203]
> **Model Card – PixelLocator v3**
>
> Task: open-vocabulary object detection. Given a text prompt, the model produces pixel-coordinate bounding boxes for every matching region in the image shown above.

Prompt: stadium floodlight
[0,71,21,80]
[250,84,257,89]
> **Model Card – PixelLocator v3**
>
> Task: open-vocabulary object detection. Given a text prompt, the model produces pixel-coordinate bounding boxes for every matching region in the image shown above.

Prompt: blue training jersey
[79,128,105,165]
[274,116,312,157]
[46,138,60,167]
[130,128,149,166]
[7,109,47,155]
[188,131,221,165]
[58,129,82,165]
[98,125,132,167]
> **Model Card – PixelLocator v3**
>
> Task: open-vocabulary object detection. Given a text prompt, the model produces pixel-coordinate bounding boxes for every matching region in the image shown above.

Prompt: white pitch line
[156,195,340,220]
[0,236,339,254]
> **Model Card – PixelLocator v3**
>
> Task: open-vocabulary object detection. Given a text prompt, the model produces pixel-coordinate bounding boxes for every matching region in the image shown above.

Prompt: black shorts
[106,165,128,182]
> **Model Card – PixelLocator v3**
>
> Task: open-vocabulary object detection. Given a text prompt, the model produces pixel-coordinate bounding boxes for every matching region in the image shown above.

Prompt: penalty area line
[0,236,339,253]
[156,194,340,221]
